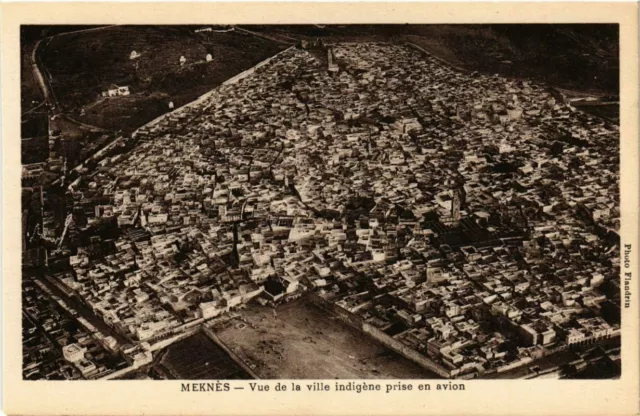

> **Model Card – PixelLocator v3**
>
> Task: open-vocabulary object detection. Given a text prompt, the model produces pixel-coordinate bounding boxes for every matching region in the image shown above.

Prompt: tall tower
[451,188,461,224]
[327,46,339,73]
[458,182,467,209]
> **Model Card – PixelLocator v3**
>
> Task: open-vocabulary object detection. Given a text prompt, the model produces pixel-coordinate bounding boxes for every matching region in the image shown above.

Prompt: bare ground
[215,298,438,379]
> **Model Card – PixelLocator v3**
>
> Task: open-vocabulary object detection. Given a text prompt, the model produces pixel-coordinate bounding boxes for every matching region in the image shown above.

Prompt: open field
[402,25,619,95]
[37,26,286,132]
[215,299,438,379]
[155,332,251,380]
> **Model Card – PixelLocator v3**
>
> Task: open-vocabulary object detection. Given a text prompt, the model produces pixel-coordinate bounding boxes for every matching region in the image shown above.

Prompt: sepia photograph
[19,23,622,381]
[3,2,638,416]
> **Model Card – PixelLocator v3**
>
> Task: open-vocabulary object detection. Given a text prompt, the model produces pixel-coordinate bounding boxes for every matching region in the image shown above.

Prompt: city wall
[495,357,534,373]
[221,46,296,87]
[362,323,452,379]
[308,293,452,378]
[98,364,137,380]
[138,45,296,131]
[308,292,364,329]
[202,325,261,379]
[68,45,298,184]
[233,27,295,46]
[146,325,201,352]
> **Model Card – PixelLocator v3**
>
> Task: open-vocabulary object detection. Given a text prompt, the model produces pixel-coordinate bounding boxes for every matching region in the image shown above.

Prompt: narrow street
[33,273,131,346]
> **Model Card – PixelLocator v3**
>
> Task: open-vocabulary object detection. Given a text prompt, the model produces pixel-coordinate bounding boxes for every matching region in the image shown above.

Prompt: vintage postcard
[2,2,638,415]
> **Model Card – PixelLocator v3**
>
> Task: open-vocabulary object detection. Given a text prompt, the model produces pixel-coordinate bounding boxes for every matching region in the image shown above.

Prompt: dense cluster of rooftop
[22,279,128,380]
[38,43,619,378]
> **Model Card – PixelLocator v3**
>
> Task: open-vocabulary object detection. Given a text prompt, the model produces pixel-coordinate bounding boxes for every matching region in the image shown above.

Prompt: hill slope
[36,26,286,132]
[25,24,619,135]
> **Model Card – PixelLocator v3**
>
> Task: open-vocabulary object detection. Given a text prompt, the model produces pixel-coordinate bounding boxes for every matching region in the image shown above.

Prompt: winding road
[30,38,54,113]
[29,27,116,128]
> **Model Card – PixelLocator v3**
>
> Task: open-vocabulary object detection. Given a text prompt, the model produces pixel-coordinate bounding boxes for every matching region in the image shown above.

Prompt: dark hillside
[35,25,285,131]
[23,24,619,134]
